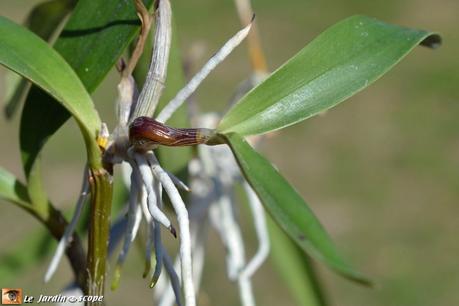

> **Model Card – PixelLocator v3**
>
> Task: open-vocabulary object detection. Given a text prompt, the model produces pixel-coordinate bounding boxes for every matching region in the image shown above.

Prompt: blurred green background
[1,0,458,305]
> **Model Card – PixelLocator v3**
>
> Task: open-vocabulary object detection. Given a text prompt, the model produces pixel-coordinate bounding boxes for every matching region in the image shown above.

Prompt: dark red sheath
[129,116,214,149]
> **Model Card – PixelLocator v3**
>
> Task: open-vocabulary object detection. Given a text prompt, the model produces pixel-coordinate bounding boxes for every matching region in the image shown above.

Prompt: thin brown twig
[123,0,154,79]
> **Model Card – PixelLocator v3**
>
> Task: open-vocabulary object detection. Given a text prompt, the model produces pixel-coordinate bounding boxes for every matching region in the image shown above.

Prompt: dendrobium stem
[86,168,113,301]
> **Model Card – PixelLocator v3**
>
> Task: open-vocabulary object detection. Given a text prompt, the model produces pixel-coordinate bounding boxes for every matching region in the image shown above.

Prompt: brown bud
[129,116,214,149]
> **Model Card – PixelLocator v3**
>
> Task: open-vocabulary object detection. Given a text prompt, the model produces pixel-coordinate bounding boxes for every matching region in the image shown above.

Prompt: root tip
[169,225,177,238]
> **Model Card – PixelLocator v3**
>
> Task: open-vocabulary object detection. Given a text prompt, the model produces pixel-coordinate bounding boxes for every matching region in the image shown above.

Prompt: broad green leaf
[223,133,370,284]
[25,0,77,42]
[218,15,441,136]
[20,0,154,177]
[268,215,327,306]
[4,0,77,118]
[0,16,101,168]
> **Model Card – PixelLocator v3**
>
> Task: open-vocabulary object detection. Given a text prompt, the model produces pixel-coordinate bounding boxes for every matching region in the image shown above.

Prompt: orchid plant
[0,0,440,305]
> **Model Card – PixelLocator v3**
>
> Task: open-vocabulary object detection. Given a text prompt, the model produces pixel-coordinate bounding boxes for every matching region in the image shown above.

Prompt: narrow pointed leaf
[268,215,327,306]
[0,167,87,287]
[0,16,101,168]
[4,0,77,119]
[223,133,370,284]
[218,15,440,136]
[0,167,30,208]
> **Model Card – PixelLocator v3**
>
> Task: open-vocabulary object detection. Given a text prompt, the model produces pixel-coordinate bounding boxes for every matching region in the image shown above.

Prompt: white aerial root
[140,184,152,223]
[202,137,256,306]
[132,201,143,241]
[235,182,270,306]
[108,205,130,256]
[191,129,269,306]
[121,154,184,305]
[190,223,207,295]
[114,170,141,269]
[209,190,256,306]
[156,20,253,123]
[211,191,246,280]
[130,156,175,236]
[44,167,89,283]
[144,151,196,306]
[151,177,164,286]
[166,170,191,192]
[240,182,270,279]
[162,248,183,306]
[143,220,153,276]
[156,220,208,306]
[151,220,163,285]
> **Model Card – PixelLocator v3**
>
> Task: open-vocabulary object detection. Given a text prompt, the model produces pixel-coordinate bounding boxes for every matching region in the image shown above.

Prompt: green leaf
[24,0,77,42]
[0,167,31,209]
[20,0,154,177]
[268,215,327,306]
[4,77,31,119]
[0,168,86,287]
[218,15,441,136]
[0,16,101,168]
[4,0,77,119]
[222,133,370,284]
